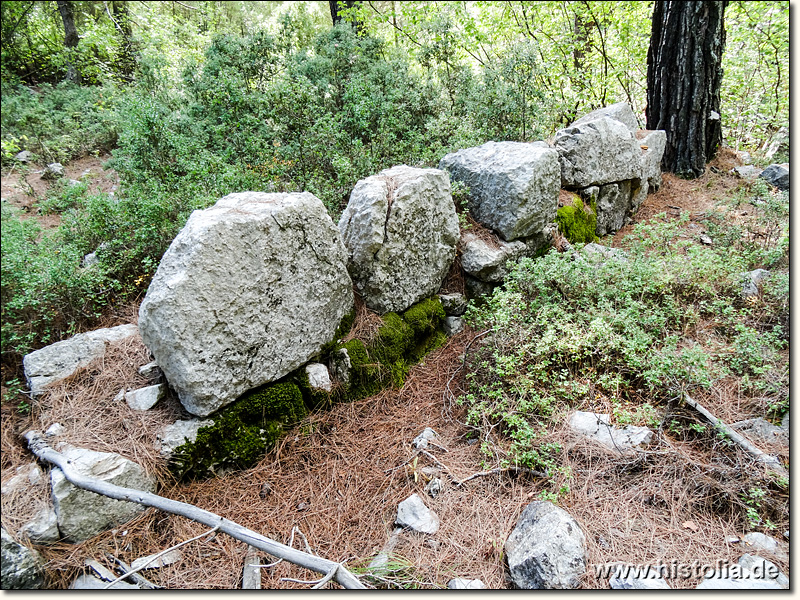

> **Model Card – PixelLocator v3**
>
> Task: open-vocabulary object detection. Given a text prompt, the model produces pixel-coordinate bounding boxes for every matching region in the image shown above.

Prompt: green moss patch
[169,297,447,480]
[556,193,599,244]
[169,382,306,480]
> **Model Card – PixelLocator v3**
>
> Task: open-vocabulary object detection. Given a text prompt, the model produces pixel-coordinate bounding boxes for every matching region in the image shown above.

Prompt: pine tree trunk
[646,1,728,178]
[57,0,81,83]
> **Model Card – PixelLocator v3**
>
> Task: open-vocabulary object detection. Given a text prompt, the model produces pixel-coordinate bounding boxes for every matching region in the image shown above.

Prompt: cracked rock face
[554,116,642,188]
[439,141,559,241]
[139,192,354,417]
[505,501,587,589]
[339,165,459,314]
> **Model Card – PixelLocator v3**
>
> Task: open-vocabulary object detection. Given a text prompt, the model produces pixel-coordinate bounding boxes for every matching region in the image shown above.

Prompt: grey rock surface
[1,462,43,495]
[741,532,788,561]
[125,384,165,411]
[464,275,496,301]
[609,564,671,589]
[505,500,586,589]
[412,427,439,449]
[461,232,527,283]
[637,130,667,191]
[156,419,215,458]
[555,117,642,188]
[305,363,332,392]
[131,549,182,570]
[443,316,464,337]
[438,293,467,316]
[139,191,354,416]
[51,445,156,542]
[14,150,32,163]
[45,422,66,437]
[731,416,787,446]
[738,553,789,588]
[20,507,60,544]
[570,411,653,453]
[589,180,637,237]
[447,578,486,589]
[733,165,763,180]
[570,102,639,133]
[42,162,65,180]
[439,141,560,241]
[329,347,352,384]
[1,528,44,589]
[138,361,161,379]
[339,165,458,314]
[396,493,440,534]
[759,164,789,191]
[70,574,140,589]
[740,268,769,298]
[23,324,139,396]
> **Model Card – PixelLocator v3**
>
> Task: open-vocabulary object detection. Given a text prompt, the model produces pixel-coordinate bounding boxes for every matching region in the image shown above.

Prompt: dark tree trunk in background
[112,0,135,80]
[646,1,728,179]
[329,0,363,34]
[57,0,80,83]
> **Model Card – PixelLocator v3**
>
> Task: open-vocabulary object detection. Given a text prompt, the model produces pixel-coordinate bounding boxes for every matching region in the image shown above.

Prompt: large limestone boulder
[637,129,667,191]
[505,501,587,589]
[554,117,642,188]
[570,101,639,134]
[339,166,459,314]
[51,445,157,542]
[439,141,560,241]
[578,181,640,237]
[139,192,354,416]
[1,528,44,589]
[23,324,139,396]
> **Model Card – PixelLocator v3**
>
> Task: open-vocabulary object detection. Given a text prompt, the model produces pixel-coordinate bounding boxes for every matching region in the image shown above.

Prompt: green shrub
[0,81,119,165]
[460,214,788,472]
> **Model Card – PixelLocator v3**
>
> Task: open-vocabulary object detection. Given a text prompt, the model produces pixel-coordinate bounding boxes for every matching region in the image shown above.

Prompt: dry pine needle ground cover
[0,155,789,588]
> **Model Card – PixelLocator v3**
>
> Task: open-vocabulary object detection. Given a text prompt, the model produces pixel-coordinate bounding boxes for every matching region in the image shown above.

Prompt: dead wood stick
[682,394,788,479]
[104,526,218,589]
[24,431,367,590]
[452,466,547,487]
[105,553,160,589]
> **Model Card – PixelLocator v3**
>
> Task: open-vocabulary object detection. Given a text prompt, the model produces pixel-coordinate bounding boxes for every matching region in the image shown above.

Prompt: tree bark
[111,0,135,80]
[646,1,728,178]
[57,0,80,83]
[328,0,363,34]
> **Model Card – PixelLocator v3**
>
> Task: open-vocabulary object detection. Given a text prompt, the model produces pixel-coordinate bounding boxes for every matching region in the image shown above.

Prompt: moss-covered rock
[169,382,306,480]
[556,194,599,244]
[169,297,447,480]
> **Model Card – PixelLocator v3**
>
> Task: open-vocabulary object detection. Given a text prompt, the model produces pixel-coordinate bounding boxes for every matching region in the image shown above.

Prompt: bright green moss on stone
[169,382,306,480]
[556,195,599,244]
[170,298,447,480]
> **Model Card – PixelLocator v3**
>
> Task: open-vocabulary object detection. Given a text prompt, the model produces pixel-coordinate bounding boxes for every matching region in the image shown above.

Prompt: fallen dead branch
[23,430,368,590]
[682,393,787,479]
[452,466,547,487]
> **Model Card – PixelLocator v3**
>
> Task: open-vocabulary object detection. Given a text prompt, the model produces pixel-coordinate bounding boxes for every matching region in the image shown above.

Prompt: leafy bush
[459,215,788,472]
[1,205,110,366]
[0,81,119,165]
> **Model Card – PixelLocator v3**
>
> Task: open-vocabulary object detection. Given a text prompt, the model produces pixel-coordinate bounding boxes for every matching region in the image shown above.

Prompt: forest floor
[0,149,789,589]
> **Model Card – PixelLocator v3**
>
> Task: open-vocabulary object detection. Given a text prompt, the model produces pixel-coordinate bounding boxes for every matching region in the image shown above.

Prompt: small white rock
[396,493,440,534]
[447,578,486,589]
[130,548,182,570]
[137,361,161,379]
[305,363,332,392]
[125,384,165,411]
[45,423,66,437]
[412,427,438,449]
